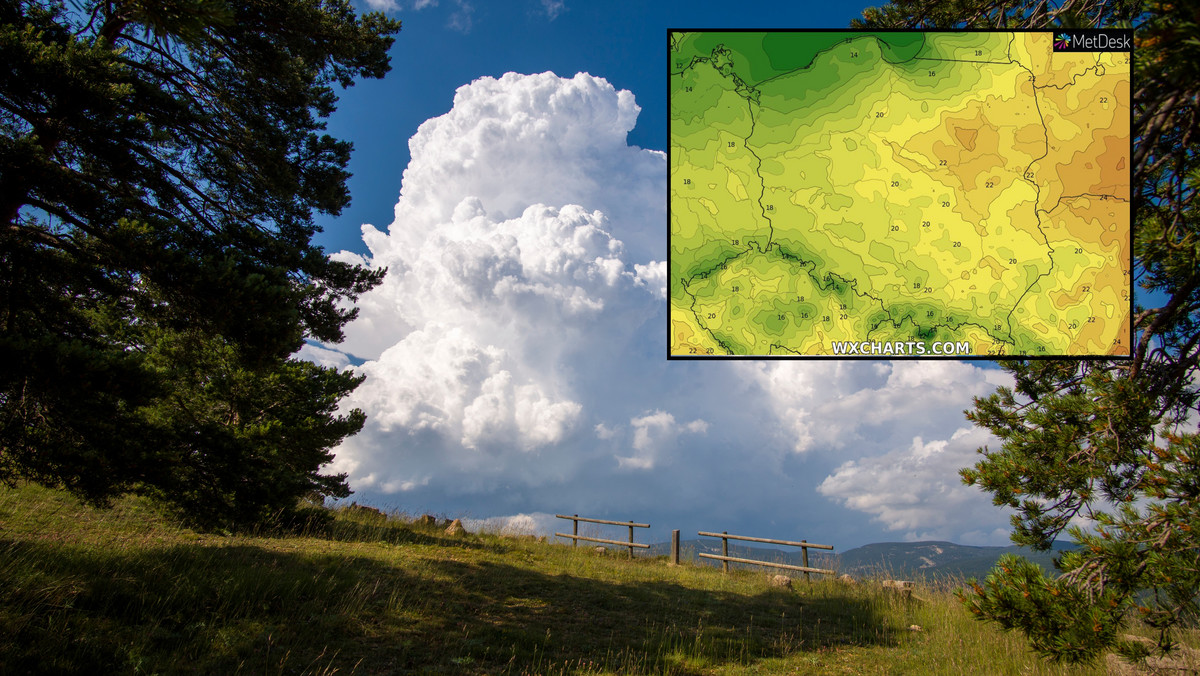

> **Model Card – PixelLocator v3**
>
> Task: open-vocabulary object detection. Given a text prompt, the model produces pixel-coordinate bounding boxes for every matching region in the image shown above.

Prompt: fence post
[628,521,635,559]
[573,514,578,548]
[802,540,810,582]
[722,531,729,573]
[671,529,680,566]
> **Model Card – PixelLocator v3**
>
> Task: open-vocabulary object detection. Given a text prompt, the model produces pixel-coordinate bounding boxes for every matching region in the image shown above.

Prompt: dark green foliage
[858,0,1200,664]
[0,0,400,526]
[137,327,362,530]
[960,554,1127,662]
[854,0,1143,28]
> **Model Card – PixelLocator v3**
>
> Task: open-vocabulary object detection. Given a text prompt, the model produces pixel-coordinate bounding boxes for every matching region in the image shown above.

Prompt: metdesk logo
[1052,29,1133,52]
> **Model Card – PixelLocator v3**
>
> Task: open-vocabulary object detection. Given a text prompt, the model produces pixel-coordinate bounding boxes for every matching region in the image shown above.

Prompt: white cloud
[738,360,1010,455]
[325,72,666,501]
[633,260,666,298]
[316,71,1020,550]
[615,410,708,471]
[296,342,352,370]
[540,0,565,20]
[460,370,581,451]
[363,0,398,11]
[462,512,558,536]
[816,427,1012,544]
[594,423,618,439]
[448,0,474,32]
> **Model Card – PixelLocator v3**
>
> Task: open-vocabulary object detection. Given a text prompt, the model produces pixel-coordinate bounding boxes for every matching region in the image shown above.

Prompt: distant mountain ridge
[645,538,1075,581]
[825,540,1074,580]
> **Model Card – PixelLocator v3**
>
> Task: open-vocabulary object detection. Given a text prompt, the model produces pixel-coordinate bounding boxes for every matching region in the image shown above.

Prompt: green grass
[0,483,1178,675]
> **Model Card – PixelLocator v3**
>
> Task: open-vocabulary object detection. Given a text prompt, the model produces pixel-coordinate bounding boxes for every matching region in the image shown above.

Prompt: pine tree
[856,0,1200,663]
[1,0,399,527]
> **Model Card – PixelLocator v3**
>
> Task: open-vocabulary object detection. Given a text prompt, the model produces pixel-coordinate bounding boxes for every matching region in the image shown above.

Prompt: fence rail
[697,532,835,550]
[697,530,835,579]
[554,514,650,559]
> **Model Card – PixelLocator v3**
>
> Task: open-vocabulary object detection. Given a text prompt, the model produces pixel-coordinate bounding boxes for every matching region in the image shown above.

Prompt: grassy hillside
[0,484,1149,674]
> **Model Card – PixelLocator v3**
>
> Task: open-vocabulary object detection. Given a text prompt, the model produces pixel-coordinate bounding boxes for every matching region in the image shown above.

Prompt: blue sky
[299,0,1036,553]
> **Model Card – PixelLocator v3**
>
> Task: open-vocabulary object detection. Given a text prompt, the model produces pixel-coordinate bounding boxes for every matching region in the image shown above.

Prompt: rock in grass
[881,579,914,599]
[838,574,856,585]
[444,519,467,536]
[768,574,792,589]
[415,514,437,527]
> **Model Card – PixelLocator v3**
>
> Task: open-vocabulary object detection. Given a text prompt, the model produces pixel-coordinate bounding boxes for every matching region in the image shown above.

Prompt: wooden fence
[554,514,650,559]
[697,531,835,580]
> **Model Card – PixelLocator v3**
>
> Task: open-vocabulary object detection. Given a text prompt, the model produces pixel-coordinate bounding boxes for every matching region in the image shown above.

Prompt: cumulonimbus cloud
[315,71,1016,547]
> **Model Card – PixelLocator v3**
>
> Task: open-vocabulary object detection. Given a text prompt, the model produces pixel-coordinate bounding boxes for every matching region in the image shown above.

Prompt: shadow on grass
[414,557,900,674]
[0,538,896,675]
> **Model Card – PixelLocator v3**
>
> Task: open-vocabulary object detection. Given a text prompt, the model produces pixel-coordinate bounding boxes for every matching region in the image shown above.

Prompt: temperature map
[669,31,1131,357]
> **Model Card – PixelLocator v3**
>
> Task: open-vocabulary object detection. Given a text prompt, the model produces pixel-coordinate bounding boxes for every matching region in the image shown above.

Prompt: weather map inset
[669,31,1132,358]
